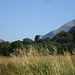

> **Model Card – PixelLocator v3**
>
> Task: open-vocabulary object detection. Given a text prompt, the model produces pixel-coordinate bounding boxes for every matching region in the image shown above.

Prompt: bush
[38,37,51,43]
[69,30,75,43]
[52,31,73,44]
[23,38,33,45]
[10,40,23,51]
[0,41,10,56]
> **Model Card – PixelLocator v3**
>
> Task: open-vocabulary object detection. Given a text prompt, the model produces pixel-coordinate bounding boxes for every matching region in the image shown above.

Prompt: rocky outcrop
[35,35,42,41]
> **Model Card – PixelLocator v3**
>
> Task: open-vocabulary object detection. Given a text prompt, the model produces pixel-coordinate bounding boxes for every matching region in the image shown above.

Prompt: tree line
[0,30,75,56]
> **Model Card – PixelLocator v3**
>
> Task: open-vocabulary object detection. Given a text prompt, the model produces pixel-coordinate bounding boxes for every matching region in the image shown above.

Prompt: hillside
[0,39,4,43]
[42,19,75,39]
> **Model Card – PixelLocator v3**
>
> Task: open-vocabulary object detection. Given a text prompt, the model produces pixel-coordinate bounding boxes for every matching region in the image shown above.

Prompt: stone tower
[35,35,42,41]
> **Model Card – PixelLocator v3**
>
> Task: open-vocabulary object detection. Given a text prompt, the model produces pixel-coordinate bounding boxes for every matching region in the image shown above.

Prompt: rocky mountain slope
[42,19,75,39]
[0,39,4,43]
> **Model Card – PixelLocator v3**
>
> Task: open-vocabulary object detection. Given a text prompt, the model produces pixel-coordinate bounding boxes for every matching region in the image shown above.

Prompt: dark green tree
[10,40,23,50]
[69,30,75,43]
[38,37,51,43]
[0,41,10,56]
[23,38,33,45]
[44,37,51,42]
[52,31,73,44]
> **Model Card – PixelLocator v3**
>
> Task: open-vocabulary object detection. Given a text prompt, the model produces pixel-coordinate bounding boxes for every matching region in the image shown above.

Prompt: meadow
[0,51,75,75]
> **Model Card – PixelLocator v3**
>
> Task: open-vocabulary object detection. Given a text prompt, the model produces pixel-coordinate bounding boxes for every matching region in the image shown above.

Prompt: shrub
[69,30,75,43]
[23,38,33,45]
[0,41,10,56]
[10,40,23,51]
[52,31,73,44]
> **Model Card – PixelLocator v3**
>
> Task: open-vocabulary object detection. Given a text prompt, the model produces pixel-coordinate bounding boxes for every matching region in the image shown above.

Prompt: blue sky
[0,0,75,42]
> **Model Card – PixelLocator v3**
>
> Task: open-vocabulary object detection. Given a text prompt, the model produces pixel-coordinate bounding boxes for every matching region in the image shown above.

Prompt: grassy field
[0,51,75,75]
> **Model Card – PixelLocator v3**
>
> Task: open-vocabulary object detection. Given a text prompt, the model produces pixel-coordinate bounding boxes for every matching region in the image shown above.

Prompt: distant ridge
[0,39,5,43]
[42,19,75,39]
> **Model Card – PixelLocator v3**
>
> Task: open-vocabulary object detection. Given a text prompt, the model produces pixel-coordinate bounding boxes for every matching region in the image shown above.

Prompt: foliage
[10,40,23,49]
[10,40,24,55]
[0,41,10,56]
[52,31,73,44]
[0,30,75,56]
[69,30,75,43]
[23,38,33,45]
[38,37,51,43]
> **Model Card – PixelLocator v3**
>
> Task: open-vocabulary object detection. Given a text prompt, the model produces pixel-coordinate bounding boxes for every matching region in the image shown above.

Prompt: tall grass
[0,51,75,75]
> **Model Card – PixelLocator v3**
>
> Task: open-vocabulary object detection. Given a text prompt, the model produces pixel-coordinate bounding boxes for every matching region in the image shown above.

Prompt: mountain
[42,19,75,39]
[69,26,75,31]
[0,39,5,43]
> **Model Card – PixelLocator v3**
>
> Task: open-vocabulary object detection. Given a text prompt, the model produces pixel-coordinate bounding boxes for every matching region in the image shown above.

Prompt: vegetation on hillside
[0,30,75,56]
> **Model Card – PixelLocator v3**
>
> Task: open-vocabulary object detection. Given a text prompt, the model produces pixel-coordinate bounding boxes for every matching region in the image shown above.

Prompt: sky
[0,0,75,42]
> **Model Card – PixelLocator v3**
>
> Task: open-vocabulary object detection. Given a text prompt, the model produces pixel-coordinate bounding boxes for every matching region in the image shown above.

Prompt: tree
[10,40,23,50]
[44,37,51,42]
[23,38,33,45]
[52,31,73,44]
[0,41,10,56]
[69,30,75,43]
[38,37,51,43]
